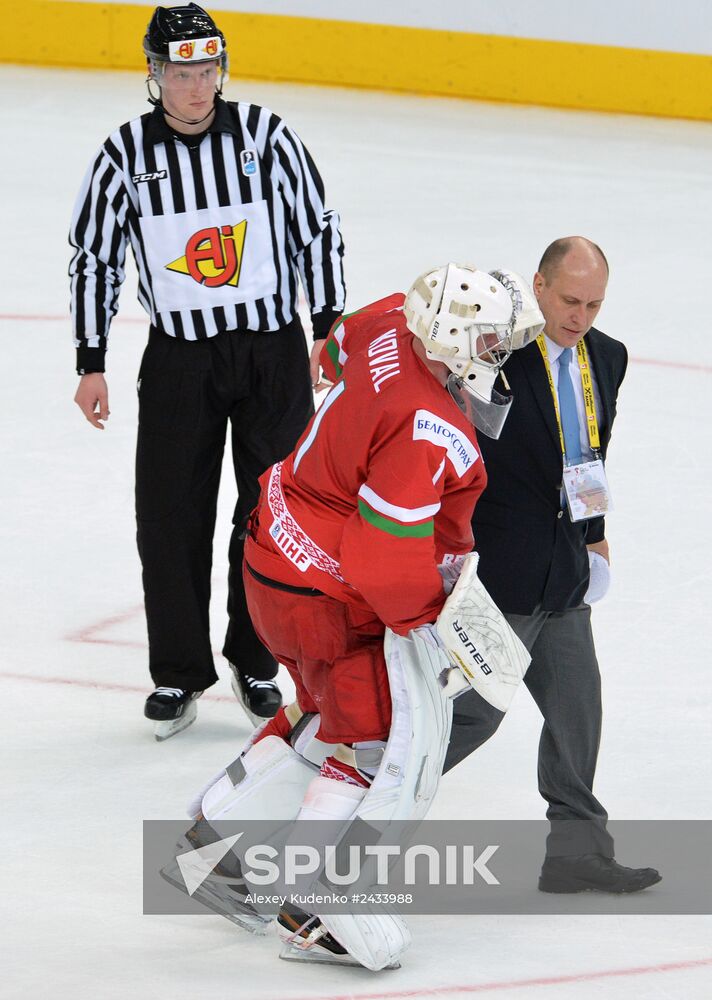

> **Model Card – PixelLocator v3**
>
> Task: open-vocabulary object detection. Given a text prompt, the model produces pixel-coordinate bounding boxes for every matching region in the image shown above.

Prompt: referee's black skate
[229,663,282,727]
[144,687,202,741]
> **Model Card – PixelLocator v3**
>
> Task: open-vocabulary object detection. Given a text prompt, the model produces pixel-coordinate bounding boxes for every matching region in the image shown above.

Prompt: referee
[69,4,346,740]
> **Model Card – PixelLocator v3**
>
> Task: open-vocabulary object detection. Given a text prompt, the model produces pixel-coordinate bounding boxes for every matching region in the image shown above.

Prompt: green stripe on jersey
[325,309,361,378]
[327,303,391,381]
[358,499,434,538]
[325,337,342,377]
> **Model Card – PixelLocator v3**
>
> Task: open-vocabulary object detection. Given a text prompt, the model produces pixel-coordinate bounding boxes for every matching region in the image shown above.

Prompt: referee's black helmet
[143,4,228,69]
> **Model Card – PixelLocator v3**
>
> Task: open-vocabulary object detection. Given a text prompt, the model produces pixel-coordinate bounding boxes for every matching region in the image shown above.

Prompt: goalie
[176,263,544,970]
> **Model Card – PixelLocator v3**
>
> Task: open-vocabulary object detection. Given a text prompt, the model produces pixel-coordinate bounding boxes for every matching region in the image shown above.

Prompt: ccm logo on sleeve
[413,410,479,477]
[132,170,168,183]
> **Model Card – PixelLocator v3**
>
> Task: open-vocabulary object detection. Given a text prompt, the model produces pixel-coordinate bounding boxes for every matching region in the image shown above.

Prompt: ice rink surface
[1,64,711,999]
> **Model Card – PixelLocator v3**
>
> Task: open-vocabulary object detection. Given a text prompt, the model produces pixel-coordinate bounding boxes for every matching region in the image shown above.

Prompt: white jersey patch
[139,202,278,313]
[269,518,313,573]
[413,410,479,478]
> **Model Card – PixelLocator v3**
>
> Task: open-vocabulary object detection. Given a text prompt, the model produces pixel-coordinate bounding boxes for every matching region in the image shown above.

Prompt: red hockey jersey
[246,294,487,635]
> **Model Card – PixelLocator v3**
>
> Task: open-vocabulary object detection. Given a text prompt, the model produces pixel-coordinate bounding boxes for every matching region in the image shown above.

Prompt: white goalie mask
[404,264,543,438]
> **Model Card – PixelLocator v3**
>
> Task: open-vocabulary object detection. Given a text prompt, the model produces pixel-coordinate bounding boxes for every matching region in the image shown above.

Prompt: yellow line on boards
[4,2,712,121]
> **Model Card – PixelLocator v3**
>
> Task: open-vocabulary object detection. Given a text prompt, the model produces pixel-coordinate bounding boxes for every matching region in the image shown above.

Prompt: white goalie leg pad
[193,713,338,822]
[280,631,455,838]
[285,776,411,971]
[174,721,338,930]
[318,629,452,972]
[296,629,452,828]
[186,718,272,819]
[319,912,411,972]
[436,552,531,712]
[193,740,317,922]
[281,631,454,970]
[202,736,319,822]
[297,774,367,821]
[356,625,456,823]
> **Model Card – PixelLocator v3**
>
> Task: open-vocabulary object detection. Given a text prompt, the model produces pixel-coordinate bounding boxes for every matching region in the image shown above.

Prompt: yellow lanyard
[535,335,601,457]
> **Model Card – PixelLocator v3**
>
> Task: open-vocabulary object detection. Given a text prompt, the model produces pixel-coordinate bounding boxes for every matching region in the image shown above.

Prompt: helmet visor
[159,60,219,89]
[447,375,513,439]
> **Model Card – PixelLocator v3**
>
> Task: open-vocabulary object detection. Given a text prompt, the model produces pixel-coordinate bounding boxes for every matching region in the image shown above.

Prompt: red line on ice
[628,355,712,374]
[64,604,228,663]
[285,956,712,1000]
[65,604,146,645]
[0,313,711,373]
[0,671,234,702]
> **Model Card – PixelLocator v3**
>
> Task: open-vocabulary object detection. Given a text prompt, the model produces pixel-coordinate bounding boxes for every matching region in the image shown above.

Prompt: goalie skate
[159,821,272,934]
[159,859,271,933]
[277,905,400,970]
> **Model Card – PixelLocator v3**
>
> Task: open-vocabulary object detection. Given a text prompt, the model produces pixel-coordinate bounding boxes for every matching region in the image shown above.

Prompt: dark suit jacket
[472,327,628,614]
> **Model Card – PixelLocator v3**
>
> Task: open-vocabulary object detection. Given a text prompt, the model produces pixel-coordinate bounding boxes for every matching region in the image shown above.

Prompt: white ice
[1,64,711,1000]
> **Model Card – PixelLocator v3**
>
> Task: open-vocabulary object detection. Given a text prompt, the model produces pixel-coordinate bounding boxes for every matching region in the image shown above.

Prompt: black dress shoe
[539,853,662,894]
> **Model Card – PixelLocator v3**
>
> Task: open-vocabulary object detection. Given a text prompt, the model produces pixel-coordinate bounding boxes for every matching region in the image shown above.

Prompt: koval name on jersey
[367,327,401,393]
[132,170,168,184]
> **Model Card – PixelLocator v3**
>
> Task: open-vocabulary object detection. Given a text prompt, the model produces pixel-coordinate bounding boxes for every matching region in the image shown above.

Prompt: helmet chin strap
[163,104,216,126]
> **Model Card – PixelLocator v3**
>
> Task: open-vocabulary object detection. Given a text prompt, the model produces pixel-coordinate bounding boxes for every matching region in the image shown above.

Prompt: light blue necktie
[558,347,583,464]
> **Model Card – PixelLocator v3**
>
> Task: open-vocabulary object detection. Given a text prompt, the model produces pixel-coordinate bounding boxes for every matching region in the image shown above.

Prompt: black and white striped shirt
[69,97,346,373]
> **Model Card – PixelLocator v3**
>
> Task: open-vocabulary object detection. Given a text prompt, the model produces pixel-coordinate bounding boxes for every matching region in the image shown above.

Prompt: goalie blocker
[435,552,530,712]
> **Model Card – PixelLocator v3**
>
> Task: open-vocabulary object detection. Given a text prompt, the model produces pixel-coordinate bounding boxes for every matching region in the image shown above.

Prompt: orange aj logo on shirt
[165,221,247,288]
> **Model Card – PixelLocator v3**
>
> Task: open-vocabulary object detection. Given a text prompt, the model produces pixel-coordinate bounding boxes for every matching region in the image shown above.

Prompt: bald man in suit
[445,238,660,894]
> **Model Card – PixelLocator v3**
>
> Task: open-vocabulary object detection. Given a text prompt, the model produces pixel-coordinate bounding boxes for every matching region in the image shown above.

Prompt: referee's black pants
[135,321,314,691]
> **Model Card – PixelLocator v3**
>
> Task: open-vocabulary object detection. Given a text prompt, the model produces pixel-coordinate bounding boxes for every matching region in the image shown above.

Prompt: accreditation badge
[562,459,612,522]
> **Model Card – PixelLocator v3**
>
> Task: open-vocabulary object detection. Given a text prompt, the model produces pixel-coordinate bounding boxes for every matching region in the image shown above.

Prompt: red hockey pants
[243,563,392,744]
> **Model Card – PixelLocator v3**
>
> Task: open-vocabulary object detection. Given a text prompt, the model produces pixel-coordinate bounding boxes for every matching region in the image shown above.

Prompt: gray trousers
[444,604,614,858]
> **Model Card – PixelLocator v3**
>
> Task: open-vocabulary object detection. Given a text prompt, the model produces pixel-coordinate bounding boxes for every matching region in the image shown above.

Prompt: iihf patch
[240,150,257,177]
